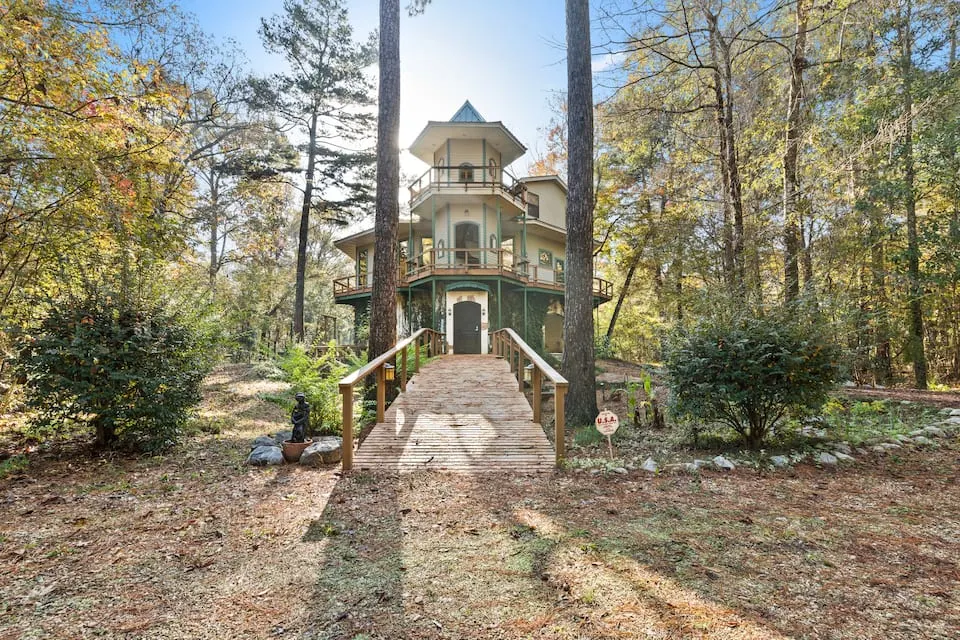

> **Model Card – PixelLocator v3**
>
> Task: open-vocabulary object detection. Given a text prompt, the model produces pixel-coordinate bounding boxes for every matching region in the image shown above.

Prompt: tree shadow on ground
[300,470,405,639]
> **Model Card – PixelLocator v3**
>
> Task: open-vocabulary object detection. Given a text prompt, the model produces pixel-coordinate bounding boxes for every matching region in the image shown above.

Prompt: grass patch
[0,454,28,479]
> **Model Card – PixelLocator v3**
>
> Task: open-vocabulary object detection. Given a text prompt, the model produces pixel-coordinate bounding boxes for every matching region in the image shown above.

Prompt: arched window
[458,163,474,183]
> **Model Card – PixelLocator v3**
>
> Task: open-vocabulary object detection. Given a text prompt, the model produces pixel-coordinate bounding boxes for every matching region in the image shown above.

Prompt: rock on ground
[834,452,855,462]
[770,455,791,469]
[247,445,284,466]
[712,455,735,471]
[641,457,658,473]
[922,426,945,438]
[300,436,344,466]
[273,431,293,445]
[251,435,276,449]
[910,435,937,447]
[816,452,838,466]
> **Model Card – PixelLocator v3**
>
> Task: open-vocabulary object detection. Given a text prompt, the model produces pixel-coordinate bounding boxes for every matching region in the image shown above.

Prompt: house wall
[525,180,566,228]
[433,139,503,183]
[524,233,566,284]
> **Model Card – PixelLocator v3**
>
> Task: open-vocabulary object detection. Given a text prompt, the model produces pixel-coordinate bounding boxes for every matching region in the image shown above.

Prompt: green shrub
[665,310,841,448]
[278,343,365,436]
[14,294,211,452]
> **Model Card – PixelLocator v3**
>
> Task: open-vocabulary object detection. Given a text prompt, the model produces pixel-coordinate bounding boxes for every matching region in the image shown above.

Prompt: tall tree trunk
[562,0,598,426]
[369,0,400,360]
[706,11,743,292]
[899,2,927,389]
[783,0,809,303]
[605,249,642,342]
[872,200,892,383]
[208,170,220,292]
[294,113,318,341]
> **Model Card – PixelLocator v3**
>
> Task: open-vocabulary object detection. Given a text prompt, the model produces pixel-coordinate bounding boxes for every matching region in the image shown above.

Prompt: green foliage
[821,398,939,445]
[666,310,841,448]
[278,343,365,436]
[14,293,211,452]
[0,455,28,479]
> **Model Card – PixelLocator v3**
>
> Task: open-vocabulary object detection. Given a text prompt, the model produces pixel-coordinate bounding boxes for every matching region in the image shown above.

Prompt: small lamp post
[384,362,395,382]
[524,362,534,383]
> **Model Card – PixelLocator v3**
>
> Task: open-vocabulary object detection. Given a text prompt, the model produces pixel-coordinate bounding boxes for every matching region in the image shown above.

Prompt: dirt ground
[1,365,958,639]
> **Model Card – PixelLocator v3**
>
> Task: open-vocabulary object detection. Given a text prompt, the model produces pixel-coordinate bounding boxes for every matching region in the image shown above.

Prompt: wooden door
[453,301,481,354]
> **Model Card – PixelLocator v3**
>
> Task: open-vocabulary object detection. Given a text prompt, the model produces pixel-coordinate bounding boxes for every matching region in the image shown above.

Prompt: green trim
[482,138,486,172]
[446,204,452,266]
[446,139,451,185]
[431,279,437,329]
[482,203,487,266]
[446,281,492,293]
[497,279,502,329]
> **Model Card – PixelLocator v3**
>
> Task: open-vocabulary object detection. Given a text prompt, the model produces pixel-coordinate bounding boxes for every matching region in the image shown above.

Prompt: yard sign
[595,410,619,460]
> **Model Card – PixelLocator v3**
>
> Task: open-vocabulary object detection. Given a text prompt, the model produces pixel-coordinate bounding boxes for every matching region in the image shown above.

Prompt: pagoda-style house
[333,101,612,354]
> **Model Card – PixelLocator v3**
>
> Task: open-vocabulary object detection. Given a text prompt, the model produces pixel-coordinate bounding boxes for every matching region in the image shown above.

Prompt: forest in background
[567,0,959,390]
[3,0,960,392]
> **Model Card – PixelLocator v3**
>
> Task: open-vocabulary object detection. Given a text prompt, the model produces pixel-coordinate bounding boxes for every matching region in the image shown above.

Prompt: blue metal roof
[449,100,485,123]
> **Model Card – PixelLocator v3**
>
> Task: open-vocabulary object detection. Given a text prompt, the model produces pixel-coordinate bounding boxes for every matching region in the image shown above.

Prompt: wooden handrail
[491,328,568,466]
[338,327,445,471]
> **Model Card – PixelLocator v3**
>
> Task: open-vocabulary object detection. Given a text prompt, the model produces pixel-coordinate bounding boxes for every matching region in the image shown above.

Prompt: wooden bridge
[338,329,567,473]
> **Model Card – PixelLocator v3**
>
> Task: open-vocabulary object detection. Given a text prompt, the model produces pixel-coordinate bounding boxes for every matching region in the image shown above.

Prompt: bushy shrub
[15,294,211,452]
[665,310,841,448]
[278,343,365,436]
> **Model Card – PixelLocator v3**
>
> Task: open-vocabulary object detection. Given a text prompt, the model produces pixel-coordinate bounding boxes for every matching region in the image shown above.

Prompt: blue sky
[178,0,600,177]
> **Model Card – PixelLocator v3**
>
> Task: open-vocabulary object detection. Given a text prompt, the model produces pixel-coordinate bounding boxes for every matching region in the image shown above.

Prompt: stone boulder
[769,455,791,469]
[300,436,344,466]
[922,426,945,438]
[712,455,735,471]
[910,435,936,447]
[833,451,854,462]
[640,457,658,473]
[251,435,276,449]
[273,431,293,445]
[816,452,838,466]
[247,445,284,466]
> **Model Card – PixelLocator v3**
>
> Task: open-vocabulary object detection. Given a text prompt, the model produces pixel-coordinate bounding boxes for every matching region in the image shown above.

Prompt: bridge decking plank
[352,354,555,474]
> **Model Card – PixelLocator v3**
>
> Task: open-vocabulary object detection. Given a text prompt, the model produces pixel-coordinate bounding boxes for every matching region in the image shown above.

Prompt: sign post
[595,410,619,460]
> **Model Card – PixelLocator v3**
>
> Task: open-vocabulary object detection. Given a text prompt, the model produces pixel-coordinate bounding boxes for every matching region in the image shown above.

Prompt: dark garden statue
[291,392,311,443]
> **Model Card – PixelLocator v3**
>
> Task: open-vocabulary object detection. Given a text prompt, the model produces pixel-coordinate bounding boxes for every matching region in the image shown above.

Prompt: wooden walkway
[353,355,555,473]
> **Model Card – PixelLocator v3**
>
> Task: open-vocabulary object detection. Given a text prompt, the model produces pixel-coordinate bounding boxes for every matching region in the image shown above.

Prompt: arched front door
[453,301,482,354]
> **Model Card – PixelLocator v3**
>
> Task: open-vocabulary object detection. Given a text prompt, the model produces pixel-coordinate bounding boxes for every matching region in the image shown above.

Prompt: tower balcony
[408,165,527,213]
[333,248,613,302]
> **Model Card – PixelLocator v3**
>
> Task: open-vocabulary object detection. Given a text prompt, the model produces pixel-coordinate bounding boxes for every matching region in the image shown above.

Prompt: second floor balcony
[333,247,613,301]
[408,164,528,211]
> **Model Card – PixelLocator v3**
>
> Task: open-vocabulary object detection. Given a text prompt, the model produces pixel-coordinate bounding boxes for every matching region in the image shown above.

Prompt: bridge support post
[401,347,408,392]
[532,367,542,424]
[376,366,386,424]
[555,383,567,465]
[340,385,353,471]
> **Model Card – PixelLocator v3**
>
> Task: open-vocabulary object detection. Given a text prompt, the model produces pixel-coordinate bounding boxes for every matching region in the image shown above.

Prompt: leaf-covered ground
[1,365,957,639]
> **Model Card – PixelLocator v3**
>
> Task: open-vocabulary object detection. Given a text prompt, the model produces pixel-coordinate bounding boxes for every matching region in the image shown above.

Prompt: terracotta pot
[282,439,313,463]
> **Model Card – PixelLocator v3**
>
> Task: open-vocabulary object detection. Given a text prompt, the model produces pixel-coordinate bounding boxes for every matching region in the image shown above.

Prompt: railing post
[414,335,421,372]
[555,383,567,465]
[518,355,524,392]
[376,366,386,424]
[532,367,542,424]
[340,384,353,471]
[400,346,408,392]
